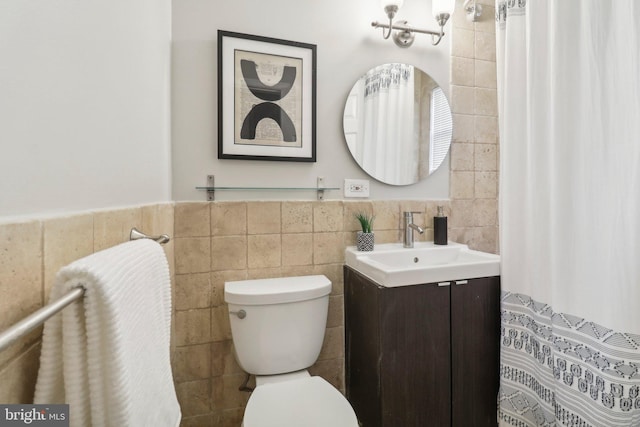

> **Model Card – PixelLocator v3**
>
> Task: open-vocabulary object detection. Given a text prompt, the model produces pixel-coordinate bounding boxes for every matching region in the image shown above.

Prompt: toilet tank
[224,275,331,375]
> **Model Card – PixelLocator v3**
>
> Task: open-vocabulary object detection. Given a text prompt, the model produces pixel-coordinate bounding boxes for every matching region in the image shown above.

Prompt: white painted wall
[172,0,451,201]
[0,0,451,218]
[0,0,172,218]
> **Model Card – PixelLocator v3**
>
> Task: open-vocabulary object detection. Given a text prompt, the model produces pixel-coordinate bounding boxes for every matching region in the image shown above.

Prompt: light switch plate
[344,179,370,198]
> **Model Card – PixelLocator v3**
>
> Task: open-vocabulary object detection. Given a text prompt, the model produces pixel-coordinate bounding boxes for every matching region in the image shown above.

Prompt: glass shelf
[196,176,339,201]
[195,186,340,191]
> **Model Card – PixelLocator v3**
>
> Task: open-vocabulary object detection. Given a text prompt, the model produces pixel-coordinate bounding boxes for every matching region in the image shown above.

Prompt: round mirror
[342,63,453,186]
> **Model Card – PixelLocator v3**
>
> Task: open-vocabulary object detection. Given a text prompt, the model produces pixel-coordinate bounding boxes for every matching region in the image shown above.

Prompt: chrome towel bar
[0,228,170,353]
[129,228,170,245]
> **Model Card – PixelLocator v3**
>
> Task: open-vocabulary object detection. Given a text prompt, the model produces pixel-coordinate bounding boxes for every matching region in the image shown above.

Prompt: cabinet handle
[437,282,451,287]
[455,280,469,285]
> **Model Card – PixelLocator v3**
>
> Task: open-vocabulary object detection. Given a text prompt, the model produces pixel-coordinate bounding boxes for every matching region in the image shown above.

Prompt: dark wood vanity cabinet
[344,266,500,427]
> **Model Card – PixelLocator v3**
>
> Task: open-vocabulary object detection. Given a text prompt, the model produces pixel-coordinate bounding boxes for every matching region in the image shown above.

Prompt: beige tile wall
[449,0,499,254]
[0,194,497,426]
[173,199,454,426]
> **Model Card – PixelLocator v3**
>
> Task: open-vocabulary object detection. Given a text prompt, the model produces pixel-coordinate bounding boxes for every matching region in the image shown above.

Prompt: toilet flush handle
[230,309,246,319]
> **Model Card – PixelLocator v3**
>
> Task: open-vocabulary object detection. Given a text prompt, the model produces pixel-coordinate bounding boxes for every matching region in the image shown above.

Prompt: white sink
[345,241,500,287]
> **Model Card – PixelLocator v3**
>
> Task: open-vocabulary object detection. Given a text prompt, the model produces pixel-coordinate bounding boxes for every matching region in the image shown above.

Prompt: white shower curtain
[360,63,417,184]
[497,1,640,425]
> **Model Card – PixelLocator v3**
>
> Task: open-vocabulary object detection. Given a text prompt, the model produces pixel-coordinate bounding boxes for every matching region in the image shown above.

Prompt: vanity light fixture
[463,0,483,22]
[372,0,455,47]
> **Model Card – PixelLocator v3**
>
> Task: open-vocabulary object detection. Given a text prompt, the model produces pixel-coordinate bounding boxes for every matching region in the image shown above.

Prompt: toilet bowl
[225,275,358,427]
[243,371,357,427]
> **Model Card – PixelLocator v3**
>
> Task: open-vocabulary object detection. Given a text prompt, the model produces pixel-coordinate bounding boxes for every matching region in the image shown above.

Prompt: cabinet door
[344,266,384,426]
[450,277,501,427]
[344,267,452,427]
[379,282,451,427]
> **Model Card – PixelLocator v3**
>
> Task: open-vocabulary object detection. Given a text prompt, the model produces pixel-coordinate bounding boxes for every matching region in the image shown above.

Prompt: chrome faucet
[403,211,424,248]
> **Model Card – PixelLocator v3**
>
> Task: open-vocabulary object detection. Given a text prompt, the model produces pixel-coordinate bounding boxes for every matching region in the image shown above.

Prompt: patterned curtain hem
[499,291,640,426]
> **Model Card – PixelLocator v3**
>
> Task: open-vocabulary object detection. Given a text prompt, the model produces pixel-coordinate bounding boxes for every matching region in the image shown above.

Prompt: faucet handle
[403,211,422,218]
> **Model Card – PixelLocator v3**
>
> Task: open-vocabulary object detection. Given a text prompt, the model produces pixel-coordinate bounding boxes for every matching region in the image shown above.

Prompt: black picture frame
[218,30,317,162]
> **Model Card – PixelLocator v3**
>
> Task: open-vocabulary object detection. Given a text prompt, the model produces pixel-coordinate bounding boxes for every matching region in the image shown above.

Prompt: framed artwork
[218,30,317,162]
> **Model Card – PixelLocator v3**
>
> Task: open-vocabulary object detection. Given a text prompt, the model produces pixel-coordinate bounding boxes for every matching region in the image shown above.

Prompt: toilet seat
[243,376,358,427]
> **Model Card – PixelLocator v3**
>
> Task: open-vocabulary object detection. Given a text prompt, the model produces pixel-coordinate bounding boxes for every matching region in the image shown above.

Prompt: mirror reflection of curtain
[357,63,417,185]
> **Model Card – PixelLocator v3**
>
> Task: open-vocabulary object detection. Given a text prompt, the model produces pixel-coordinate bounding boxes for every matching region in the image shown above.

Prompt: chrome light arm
[371,15,448,47]
[380,4,399,39]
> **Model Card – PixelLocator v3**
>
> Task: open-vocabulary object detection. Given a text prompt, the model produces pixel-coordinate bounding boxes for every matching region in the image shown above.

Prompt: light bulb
[381,0,404,9]
[432,0,454,18]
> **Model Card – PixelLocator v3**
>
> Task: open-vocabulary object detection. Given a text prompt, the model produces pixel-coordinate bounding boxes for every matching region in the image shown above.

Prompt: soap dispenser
[434,206,448,245]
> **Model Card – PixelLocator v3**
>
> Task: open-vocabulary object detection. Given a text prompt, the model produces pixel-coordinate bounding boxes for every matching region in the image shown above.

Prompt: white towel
[34,239,181,427]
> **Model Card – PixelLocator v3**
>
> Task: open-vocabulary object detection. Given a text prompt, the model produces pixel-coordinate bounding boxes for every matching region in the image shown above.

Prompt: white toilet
[224,275,359,427]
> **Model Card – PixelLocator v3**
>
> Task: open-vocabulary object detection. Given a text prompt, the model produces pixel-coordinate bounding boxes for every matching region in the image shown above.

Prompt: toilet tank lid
[225,275,332,305]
